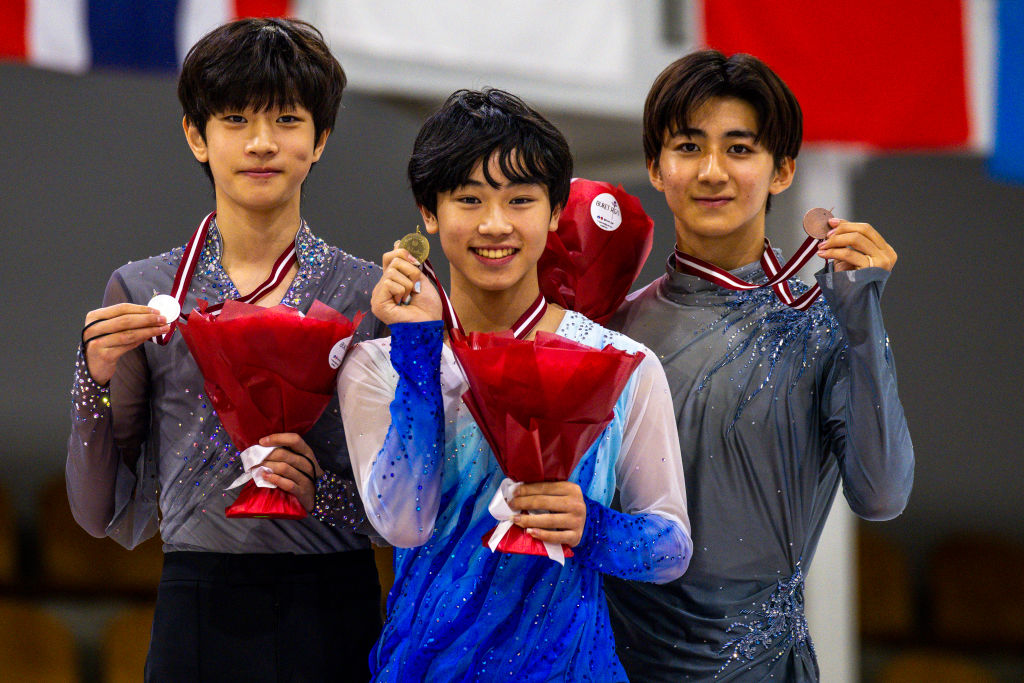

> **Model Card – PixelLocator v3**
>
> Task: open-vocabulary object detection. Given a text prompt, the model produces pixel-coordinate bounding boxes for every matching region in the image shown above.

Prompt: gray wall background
[2,62,1022,572]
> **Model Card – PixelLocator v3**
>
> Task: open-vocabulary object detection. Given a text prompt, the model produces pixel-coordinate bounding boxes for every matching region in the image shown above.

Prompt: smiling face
[650,96,794,264]
[421,154,559,306]
[184,104,327,217]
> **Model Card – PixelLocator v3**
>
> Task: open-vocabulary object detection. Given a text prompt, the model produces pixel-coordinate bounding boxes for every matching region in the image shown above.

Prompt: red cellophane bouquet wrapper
[450,329,644,560]
[538,178,654,324]
[178,299,363,519]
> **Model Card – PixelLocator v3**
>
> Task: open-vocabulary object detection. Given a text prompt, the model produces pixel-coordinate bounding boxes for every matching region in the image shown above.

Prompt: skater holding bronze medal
[605,49,913,681]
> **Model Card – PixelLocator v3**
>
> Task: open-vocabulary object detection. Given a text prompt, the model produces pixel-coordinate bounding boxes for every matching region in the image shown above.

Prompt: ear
[418,205,439,234]
[769,157,796,195]
[312,128,330,162]
[647,158,665,193]
[548,206,562,233]
[183,116,209,163]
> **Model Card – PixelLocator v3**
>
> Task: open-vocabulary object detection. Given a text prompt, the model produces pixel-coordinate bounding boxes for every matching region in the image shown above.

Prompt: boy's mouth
[694,196,732,207]
[471,247,519,259]
[242,167,281,177]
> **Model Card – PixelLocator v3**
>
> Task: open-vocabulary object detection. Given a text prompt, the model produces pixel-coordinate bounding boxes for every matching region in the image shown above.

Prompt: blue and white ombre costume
[338,310,692,682]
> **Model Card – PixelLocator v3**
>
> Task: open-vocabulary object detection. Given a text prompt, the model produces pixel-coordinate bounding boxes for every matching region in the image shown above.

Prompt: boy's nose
[246,122,278,156]
[478,206,514,235]
[697,151,728,183]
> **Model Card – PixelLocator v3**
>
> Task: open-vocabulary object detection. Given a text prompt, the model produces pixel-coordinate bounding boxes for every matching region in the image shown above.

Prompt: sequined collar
[658,250,777,303]
[195,218,332,306]
[201,218,322,267]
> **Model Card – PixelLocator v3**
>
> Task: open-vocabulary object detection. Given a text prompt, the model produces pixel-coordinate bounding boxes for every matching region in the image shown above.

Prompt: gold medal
[399,226,430,263]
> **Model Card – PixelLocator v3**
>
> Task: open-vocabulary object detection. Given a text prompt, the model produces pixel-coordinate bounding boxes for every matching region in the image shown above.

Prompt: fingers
[382,242,422,271]
[509,481,586,547]
[84,303,165,329]
[82,304,171,385]
[522,526,582,546]
[817,219,897,272]
[259,434,321,478]
[376,244,422,306]
[257,436,321,512]
[258,463,315,511]
[371,244,443,325]
[83,306,169,344]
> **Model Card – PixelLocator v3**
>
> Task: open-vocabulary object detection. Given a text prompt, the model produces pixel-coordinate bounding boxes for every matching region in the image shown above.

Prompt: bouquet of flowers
[179,299,363,519]
[450,330,644,561]
[538,178,654,323]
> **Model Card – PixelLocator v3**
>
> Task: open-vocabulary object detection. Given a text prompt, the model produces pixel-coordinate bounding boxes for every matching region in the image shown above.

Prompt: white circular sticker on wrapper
[148,294,181,322]
[328,336,352,369]
[590,192,622,232]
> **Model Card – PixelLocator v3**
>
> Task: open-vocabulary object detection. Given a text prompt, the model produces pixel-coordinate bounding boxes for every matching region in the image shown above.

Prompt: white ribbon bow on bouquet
[225,444,279,491]
[485,477,566,565]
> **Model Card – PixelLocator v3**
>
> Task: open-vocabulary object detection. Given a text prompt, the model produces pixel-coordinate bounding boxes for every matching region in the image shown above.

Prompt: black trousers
[145,550,382,683]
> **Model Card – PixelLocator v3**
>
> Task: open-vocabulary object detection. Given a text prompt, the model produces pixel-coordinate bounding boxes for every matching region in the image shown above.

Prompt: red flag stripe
[701,0,970,149]
[233,0,291,19]
[0,0,27,58]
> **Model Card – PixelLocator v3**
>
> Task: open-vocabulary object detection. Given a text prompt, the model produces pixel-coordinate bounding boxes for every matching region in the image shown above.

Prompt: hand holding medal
[371,226,443,326]
[812,209,898,273]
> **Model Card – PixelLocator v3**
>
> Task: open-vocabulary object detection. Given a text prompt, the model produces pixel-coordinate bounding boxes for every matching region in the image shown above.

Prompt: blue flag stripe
[990,0,1024,183]
[87,0,181,71]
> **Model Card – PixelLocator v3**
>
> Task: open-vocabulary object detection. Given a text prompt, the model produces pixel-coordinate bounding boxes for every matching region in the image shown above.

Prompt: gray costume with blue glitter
[68,220,383,552]
[604,254,914,681]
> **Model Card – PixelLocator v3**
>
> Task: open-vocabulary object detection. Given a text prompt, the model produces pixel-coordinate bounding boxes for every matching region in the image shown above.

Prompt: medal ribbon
[155,212,299,344]
[420,259,547,340]
[673,236,822,311]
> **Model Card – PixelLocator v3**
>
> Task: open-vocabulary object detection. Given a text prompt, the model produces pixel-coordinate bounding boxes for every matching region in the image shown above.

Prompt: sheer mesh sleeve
[338,321,445,547]
[574,351,692,583]
[818,267,914,521]
[66,272,152,543]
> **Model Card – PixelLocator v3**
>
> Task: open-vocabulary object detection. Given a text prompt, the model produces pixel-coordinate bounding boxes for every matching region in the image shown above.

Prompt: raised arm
[338,322,445,546]
[67,272,162,542]
[817,220,914,520]
[573,351,692,583]
[337,241,446,545]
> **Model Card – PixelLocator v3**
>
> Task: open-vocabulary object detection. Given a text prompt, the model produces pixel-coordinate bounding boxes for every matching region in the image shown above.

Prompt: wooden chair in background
[101,604,155,683]
[929,532,1024,648]
[858,524,915,641]
[0,485,17,585]
[37,476,163,595]
[0,599,80,682]
[874,650,999,683]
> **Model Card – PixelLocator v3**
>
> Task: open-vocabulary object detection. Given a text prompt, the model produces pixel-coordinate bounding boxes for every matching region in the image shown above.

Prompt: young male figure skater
[68,18,383,682]
[331,89,691,681]
[605,50,914,681]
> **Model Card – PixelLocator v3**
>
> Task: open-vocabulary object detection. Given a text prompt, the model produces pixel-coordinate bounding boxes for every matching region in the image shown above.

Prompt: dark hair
[643,49,802,170]
[408,89,573,216]
[177,17,346,181]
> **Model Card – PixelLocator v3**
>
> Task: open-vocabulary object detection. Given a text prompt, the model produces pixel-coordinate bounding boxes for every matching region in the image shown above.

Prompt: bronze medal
[802,207,834,240]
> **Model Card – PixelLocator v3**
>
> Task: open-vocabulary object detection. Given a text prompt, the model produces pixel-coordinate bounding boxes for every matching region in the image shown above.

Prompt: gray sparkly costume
[605,254,914,681]
[68,220,384,552]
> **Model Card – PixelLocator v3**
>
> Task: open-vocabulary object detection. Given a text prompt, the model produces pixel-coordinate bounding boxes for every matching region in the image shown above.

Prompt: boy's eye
[509,196,537,206]
[675,142,699,153]
[728,144,753,154]
[455,195,481,205]
[277,114,300,123]
[224,115,246,123]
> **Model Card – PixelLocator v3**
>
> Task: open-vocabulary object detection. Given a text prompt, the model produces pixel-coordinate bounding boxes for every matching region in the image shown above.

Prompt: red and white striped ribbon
[420,260,547,339]
[154,212,299,344]
[673,236,822,311]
